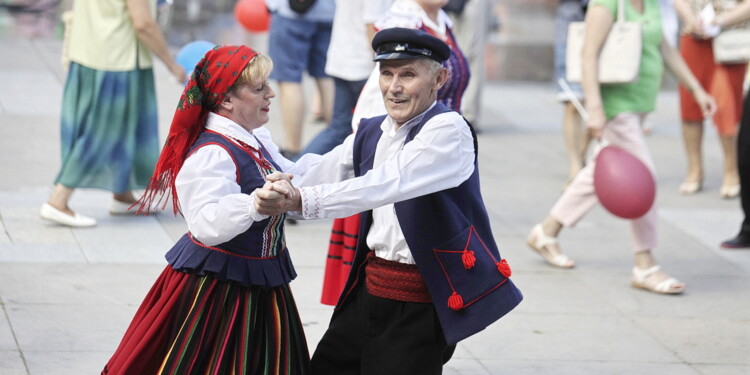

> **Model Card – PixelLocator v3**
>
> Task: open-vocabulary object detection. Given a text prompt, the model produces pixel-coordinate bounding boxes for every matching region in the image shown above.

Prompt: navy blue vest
[165,131,296,288]
[341,103,523,345]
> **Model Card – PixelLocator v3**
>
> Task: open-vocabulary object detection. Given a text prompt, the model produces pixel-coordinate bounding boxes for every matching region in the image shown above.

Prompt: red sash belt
[365,252,431,303]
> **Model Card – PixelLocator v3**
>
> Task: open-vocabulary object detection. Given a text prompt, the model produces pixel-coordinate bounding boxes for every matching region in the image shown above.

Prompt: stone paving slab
[467,313,684,363]
[23,351,110,375]
[635,316,750,366]
[481,360,701,375]
[0,264,164,306]
[0,351,26,375]
[0,69,62,117]
[691,364,750,375]
[0,316,16,351]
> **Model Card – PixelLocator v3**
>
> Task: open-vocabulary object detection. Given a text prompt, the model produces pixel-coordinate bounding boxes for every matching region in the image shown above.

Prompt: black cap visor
[373,52,435,62]
[373,42,441,62]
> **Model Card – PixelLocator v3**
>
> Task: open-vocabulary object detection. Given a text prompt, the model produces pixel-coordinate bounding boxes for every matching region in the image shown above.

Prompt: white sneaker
[40,203,97,227]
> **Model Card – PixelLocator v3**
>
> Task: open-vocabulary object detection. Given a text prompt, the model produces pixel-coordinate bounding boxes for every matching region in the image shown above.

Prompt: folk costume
[291,28,522,374]
[321,0,471,305]
[102,46,310,375]
[300,101,522,373]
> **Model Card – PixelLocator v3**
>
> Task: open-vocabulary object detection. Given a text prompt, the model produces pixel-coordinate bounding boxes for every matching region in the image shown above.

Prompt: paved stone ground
[1,30,749,375]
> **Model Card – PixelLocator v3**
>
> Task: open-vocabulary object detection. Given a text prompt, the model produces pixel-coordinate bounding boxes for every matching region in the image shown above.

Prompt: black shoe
[720,234,750,249]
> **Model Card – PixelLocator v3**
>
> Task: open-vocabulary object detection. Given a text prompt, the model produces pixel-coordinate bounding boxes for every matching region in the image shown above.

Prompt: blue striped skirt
[55,62,160,193]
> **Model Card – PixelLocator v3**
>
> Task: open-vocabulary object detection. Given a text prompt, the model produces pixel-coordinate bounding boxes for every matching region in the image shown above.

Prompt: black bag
[289,0,316,14]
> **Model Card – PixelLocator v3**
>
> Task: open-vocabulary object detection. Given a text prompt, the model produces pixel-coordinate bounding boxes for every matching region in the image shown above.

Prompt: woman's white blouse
[175,113,290,246]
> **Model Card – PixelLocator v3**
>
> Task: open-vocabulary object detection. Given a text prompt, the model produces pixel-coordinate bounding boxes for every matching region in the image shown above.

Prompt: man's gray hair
[424,58,444,76]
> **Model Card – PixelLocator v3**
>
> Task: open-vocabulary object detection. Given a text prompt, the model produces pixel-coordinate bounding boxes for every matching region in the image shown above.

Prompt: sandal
[720,184,740,199]
[526,224,575,268]
[679,173,704,195]
[631,265,685,295]
[679,180,703,195]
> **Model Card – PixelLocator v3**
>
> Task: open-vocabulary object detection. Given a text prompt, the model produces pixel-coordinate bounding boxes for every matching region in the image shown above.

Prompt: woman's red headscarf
[137,45,259,214]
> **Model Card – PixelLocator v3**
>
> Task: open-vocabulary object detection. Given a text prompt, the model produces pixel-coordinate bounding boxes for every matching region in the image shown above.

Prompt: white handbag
[712,28,750,64]
[566,0,642,84]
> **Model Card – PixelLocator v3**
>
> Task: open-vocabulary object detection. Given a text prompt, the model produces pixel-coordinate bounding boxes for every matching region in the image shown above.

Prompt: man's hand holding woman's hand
[254,172,303,216]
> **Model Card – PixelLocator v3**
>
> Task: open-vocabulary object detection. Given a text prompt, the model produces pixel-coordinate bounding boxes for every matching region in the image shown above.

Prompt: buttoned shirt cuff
[247,191,270,222]
[298,186,323,219]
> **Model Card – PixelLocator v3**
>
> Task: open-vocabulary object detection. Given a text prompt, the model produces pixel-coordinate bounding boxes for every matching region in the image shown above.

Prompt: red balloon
[235,0,270,33]
[593,146,656,219]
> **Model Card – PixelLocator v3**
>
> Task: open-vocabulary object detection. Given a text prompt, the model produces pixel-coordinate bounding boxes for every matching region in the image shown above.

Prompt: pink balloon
[593,146,656,219]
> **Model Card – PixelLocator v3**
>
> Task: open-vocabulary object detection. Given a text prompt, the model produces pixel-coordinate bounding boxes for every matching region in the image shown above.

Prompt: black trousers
[311,282,456,375]
[737,89,750,238]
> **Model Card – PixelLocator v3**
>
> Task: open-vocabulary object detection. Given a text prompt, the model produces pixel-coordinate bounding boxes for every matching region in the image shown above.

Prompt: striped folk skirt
[102,266,310,375]
[320,214,360,305]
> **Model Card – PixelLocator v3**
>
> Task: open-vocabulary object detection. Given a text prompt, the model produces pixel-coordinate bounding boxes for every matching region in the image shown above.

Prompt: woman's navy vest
[165,131,296,288]
[341,103,523,345]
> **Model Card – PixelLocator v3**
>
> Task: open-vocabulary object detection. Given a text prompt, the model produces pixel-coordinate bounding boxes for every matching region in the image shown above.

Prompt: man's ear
[434,67,449,91]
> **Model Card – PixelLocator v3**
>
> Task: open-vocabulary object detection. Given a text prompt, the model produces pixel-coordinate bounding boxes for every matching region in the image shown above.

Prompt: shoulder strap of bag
[616,0,625,23]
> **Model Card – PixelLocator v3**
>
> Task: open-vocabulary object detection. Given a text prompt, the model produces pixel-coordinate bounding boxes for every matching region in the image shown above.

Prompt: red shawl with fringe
[137,45,258,214]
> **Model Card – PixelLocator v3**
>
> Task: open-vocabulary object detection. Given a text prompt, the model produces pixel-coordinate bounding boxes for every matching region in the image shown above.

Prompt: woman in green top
[527,0,716,294]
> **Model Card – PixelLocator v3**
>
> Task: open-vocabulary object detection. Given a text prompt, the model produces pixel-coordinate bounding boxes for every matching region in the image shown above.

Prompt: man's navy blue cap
[372,27,451,63]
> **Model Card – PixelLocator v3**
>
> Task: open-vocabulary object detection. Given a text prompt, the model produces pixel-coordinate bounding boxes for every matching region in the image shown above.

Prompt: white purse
[712,28,750,64]
[566,0,643,84]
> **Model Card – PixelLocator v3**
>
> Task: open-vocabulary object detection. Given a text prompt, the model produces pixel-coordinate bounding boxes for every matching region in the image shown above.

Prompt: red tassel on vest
[496,259,511,278]
[462,250,476,269]
[448,291,464,311]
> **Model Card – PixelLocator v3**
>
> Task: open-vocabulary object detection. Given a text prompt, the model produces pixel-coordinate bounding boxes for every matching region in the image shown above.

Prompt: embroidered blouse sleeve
[297,112,475,219]
[175,144,268,246]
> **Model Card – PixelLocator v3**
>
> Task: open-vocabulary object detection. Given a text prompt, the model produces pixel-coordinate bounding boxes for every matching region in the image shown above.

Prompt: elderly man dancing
[257,27,523,375]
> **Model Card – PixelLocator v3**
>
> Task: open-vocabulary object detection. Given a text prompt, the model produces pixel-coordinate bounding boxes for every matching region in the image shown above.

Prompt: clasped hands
[255,171,302,216]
